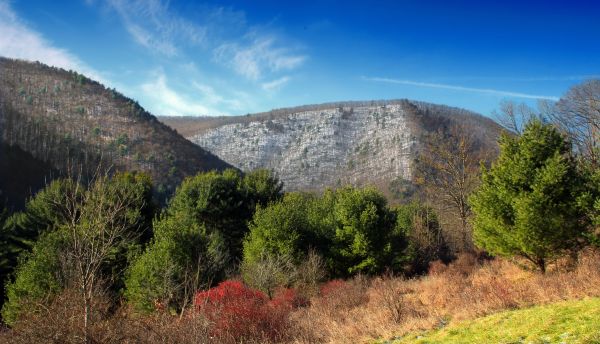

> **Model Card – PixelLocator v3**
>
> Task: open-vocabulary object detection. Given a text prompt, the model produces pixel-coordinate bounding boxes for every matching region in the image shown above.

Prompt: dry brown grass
[289,249,600,344]
[2,250,599,344]
[0,289,216,344]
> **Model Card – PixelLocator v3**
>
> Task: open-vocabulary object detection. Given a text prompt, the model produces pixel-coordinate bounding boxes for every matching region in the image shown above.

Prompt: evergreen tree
[0,179,81,314]
[470,120,588,272]
[125,169,282,312]
[243,192,314,266]
[330,187,398,275]
[579,166,600,247]
[242,187,408,277]
[1,173,154,325]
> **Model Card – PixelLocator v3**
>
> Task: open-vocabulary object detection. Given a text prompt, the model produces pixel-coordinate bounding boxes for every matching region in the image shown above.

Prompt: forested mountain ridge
[160,100,503,197]
[0,57,232,208]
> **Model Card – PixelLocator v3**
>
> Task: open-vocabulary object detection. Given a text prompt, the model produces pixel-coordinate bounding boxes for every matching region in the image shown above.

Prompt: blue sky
[1,0,599,117]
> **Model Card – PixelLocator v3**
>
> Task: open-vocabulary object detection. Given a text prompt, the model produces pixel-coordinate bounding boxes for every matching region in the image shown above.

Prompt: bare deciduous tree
[241,253,296,299]
[545,80,600,167]
[493,100,538,135]
[496,81,600,167]
[417,125,486,251]
[53,171,145,343]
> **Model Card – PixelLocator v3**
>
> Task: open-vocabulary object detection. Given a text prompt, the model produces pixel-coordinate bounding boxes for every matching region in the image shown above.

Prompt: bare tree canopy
[496,80,599,167]
[493,100,539,135]
[416,125,489,251]
[550,80,600,166]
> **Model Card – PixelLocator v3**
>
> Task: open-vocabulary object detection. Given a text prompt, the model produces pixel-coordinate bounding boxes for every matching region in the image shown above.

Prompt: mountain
[0,57,232,209]
[159,100,503,199]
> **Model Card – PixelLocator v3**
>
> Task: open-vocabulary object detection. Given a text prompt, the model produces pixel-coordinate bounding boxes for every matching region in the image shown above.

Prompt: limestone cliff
[162,100,502,195]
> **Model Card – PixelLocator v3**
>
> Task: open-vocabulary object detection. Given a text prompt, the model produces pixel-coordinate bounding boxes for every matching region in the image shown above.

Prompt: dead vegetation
[2,249,599,343]
[289,249,600,343]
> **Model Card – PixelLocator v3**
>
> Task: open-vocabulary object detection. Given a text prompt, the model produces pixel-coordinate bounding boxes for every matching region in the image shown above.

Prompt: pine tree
[471,120,588,272]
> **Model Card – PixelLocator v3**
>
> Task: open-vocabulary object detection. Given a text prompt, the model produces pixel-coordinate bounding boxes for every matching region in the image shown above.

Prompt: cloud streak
[214,35,305,80]
[105,0,207,57]
[261,76,291,92]
[429,75,600,83]
[364,77,560,101]
[141,72,216,116]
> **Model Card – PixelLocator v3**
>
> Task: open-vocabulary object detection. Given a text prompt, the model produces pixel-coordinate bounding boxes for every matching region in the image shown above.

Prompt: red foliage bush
[193,280,299,342]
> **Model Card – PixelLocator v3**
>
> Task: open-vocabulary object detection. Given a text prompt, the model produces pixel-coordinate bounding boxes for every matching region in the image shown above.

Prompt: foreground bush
[193,280,297,342]
[0,288,216,344]
[241,250,326,299]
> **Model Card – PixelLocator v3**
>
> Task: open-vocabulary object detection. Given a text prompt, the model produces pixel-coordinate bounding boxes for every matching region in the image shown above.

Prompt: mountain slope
[0,142,57,210]
[0,57,232,208]
[160,100,503,197]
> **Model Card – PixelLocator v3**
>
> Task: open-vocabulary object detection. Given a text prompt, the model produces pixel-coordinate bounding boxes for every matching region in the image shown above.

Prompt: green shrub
[1,173,154,324]
[1,231,67,324]
[125,169,282,312]
[243,187,410,278]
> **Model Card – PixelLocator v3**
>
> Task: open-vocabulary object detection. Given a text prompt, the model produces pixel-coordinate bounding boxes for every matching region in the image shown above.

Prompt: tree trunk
[83,295,90,344]
[537,258,546,274]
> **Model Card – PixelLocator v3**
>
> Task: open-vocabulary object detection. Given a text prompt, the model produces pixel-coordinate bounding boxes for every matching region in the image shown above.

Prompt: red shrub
[194,280,297,341]
[194,280,267,315]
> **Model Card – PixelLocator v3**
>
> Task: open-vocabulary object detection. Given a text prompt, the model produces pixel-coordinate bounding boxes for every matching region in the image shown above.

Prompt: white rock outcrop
[191,104,415,190]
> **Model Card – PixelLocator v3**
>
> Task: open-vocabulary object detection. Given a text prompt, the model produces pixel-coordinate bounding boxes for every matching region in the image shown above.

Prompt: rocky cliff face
[190,104,415,191]
[160,100,502,197]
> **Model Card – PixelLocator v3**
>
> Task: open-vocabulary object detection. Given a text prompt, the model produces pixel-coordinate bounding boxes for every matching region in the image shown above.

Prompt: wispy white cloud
[124,22,178,56]
[140,71,251,116]
[261,76,290,92]
[214,35,305,80]
[141,72,217,116]
[433,75,600,82]
[99,0,306,81]
[192,81,245,111]
[0,0,106,83]
[105,0,207,57]
[364,77,560,101]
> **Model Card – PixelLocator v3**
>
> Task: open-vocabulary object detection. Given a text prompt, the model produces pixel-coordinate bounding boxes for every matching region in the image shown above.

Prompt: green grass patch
[384,297,600,344]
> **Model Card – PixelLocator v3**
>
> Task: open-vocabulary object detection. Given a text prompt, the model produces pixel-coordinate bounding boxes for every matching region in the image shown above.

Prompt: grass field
[383,297,600,344]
